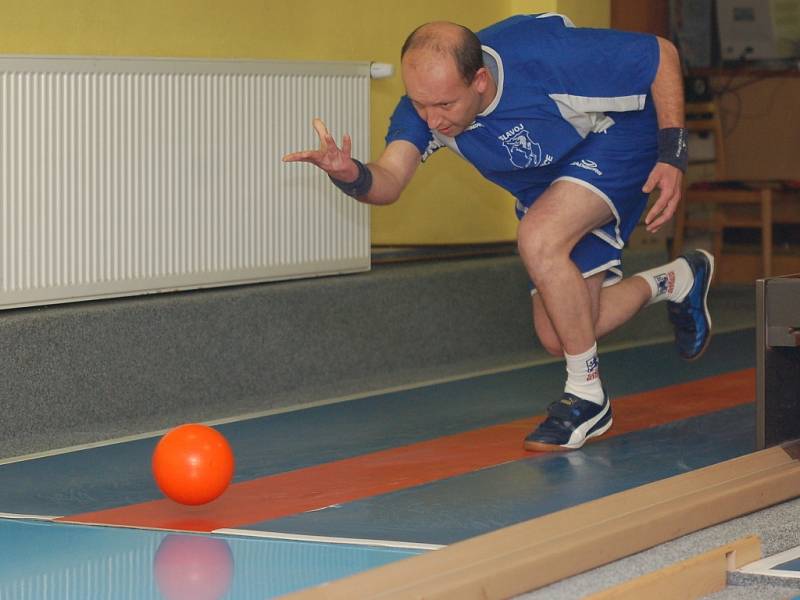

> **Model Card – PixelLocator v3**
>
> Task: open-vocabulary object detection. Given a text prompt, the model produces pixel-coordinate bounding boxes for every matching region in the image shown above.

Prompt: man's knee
[517,219,550,258]
[517,221,573,274]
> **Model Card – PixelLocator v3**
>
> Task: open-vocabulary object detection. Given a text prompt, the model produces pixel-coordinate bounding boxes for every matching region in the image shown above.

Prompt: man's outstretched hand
[282,118,358,182]
[642,162,683,233]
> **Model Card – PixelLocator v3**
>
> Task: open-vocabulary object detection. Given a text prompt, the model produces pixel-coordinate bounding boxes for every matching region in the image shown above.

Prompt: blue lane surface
[775,558,800,571]
[243,405,755,545]
[0,329,754,517]
[0,519,422,599]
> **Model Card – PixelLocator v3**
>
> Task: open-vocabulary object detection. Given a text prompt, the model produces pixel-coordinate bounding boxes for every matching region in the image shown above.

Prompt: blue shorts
[516,112,658,293]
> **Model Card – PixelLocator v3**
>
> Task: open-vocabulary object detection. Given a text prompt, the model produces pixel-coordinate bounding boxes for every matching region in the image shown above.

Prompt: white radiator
[0,56,372,310]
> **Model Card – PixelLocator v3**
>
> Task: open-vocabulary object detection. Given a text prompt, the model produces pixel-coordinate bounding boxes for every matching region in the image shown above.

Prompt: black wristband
[657,127,689,172]
[328,159,373,198]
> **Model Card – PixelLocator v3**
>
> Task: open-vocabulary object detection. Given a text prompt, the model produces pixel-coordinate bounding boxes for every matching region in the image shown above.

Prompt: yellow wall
[556,0,611,27]
[0,0,609,245]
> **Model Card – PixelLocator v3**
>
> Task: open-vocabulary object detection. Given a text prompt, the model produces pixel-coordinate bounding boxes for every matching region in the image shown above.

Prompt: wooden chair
[671,100,800,279]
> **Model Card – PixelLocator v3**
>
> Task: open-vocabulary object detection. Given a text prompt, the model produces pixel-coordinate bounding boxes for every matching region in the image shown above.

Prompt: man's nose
[426,110,443,130]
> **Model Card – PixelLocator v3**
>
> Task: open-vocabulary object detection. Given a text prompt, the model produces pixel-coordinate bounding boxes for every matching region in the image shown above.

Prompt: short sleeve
[542,26,660,101]
[384,96,435,155]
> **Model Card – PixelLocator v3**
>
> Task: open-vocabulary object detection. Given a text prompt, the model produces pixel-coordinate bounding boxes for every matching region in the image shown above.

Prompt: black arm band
[328,159,373,198]
[657,127,689,172]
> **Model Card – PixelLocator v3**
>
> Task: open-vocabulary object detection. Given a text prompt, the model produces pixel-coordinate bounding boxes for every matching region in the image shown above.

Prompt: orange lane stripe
[60,369,755,532]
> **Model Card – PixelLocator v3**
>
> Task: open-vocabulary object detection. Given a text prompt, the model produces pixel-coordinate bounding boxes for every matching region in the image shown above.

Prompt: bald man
[284,15,713,452]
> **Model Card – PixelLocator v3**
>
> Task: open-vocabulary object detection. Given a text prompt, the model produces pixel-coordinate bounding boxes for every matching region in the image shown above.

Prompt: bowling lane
[62,369,754,532]
[235,404,754,545]
[0,518,424,599]
[0,329,754,519]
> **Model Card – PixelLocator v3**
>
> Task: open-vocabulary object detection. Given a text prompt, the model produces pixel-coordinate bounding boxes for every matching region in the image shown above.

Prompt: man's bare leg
[519,180,715,451]
[518,180,618,451]
[517,180,614,357]
[532,276,652,356]
[532,259,711,356]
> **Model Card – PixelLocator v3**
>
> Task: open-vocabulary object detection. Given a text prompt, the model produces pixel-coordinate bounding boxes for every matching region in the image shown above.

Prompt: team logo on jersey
[499,124,542,169]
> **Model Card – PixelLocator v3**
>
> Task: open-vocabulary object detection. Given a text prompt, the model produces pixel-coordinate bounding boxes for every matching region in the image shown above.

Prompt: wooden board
[587,536,761,600]
[281,441,800,600]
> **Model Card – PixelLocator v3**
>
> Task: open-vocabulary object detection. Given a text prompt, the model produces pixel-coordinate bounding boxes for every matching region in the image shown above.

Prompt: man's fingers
[645,194,679,232]
[643,164,683,225]
[282,151,311,162]
[644,200,664,226]
[646,213,669,233]
[312,118,331,152]
[282,149,325,165]
[645,204,665,231]
[645,197,673,227]
[312,118,330,138]
[286,120,354,175]
[641,172,658,194]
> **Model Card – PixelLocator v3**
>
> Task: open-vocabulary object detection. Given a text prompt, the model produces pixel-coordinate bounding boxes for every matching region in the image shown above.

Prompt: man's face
[401,50,486,137]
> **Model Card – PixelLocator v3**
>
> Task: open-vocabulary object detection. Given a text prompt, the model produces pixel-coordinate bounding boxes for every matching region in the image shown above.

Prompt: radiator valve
[370,62,394,79]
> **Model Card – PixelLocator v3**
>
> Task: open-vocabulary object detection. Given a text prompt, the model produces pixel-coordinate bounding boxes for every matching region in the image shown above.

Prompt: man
[283,15,713,452]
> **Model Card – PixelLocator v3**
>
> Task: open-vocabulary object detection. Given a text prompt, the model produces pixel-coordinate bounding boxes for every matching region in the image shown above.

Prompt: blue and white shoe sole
[685,248,715,362]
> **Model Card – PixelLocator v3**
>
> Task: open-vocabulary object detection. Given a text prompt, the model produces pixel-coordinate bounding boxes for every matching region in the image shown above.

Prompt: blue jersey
[385,14,660,203]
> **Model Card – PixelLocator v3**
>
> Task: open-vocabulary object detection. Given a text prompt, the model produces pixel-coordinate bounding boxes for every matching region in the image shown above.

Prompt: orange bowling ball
[152,424,235,505]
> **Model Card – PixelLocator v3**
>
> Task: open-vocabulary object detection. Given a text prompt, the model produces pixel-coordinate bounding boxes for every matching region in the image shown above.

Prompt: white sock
[635,258,694,306]
[563,343,605,405]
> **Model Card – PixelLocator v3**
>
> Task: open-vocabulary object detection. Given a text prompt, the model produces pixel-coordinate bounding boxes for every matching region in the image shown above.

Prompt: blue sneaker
[523,392,613,452]
[668,249,714,361]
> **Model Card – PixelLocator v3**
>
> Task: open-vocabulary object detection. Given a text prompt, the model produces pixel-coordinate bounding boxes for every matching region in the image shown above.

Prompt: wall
[0,0,609,245]
[717,76,800,181]
[610,0,668,36]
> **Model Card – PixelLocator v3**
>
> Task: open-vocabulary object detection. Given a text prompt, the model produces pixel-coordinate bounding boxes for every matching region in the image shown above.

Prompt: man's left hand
[641,162,683,233]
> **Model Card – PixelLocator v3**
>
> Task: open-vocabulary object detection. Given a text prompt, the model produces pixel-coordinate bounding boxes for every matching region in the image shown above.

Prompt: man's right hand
[282,118,358,182]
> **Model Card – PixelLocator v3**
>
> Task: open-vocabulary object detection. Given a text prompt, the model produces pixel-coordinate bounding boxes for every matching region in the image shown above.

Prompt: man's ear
[472,67,490,93]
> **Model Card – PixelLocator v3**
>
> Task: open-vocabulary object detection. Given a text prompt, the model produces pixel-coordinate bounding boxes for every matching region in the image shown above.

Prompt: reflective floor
[0,519,421,599]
